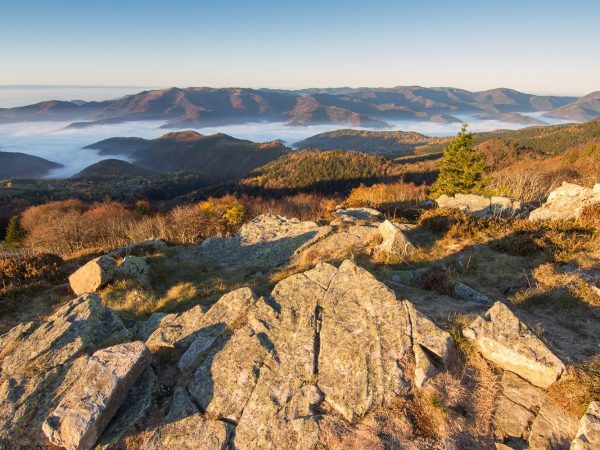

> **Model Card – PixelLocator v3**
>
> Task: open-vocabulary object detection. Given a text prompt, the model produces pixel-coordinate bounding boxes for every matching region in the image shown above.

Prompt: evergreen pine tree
[4,215,26,248]
[430,124,487,197]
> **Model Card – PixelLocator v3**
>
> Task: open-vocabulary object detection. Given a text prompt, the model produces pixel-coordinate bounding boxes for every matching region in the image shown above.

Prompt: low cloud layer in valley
[0,114,574,178]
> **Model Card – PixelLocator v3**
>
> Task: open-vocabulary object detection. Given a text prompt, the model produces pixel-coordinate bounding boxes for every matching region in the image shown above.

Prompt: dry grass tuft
[548,357,600,417]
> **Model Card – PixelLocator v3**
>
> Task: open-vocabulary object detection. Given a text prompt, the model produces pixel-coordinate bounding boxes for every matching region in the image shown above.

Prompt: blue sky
[1,0,599,95]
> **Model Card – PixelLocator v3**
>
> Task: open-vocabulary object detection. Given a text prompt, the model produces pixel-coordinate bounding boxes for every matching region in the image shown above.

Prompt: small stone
[454,282,493,305]
[376,220,416,258]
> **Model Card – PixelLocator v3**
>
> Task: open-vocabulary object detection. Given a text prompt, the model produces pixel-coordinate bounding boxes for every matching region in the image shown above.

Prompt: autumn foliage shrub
[0,253,64,304]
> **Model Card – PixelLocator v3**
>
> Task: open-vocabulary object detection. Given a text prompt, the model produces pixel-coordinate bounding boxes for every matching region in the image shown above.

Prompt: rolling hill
[71,159,156,180]
[0,151,63,178]
[294,129,441,157]
[84,131,290,181]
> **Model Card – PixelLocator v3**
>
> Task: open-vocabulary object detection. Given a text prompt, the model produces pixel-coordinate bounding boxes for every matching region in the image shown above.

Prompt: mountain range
[0,151,63,178]
[0,86,595,129]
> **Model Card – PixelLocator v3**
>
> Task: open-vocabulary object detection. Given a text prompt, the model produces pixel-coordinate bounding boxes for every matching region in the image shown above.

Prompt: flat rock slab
[146,305,205,353]
[530,182,600,221]
[463,301,565,389]
[332,207,382,223]
[69,255,117,295]
[198,213,330,269]
[571,401,600,450]
[43,341,151,450]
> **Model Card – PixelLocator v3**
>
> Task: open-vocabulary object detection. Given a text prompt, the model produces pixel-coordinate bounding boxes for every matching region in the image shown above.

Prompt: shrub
[345,181,427,209]
[0,253,64,308]
[3,216,26,248]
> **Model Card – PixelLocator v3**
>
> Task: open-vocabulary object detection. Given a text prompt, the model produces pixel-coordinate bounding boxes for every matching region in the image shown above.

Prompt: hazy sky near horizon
[1,0,599,95]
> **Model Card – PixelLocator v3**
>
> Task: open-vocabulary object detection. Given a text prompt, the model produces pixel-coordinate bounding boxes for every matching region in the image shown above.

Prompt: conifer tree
[430,124,487,197]
[4,215,26,248]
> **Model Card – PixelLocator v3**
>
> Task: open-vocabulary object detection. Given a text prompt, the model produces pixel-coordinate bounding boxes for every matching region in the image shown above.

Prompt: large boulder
[463,302,565,388]
[69,255,117,295]
[375,220,416,259]
[196,214,330,270]
[436,193,522,217]
[530,182,600,221]
[43,341,151,450]
[180,260,418,447]
[571,401,600,450]
[0,294,130,446]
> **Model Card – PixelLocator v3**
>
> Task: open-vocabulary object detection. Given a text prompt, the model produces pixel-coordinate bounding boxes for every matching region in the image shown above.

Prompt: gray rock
[454,282,493,305]
[376,220,416,258]
[530,182,600,221]
[529,397,579,449]
[69,255,117,295]
[0,294,130,445]
[96,367,158,449]
[463,302,565,389]
[146,305,204,353]
[387,268,428,286]
[113,255,150,284]
[571,401,600,450]
[177,287,258,372]
[436,193,522,217]
[43,341,151,450]
[148,387,232,450]
[405,302,456,388]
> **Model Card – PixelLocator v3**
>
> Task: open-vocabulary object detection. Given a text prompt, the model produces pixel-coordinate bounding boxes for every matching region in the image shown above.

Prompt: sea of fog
[0,86,576,178]
[0,113,574,178]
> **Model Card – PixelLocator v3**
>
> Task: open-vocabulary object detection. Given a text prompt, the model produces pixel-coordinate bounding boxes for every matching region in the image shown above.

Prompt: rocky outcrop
[436,193,522,217]
[43,342,150,450]
[69,255,117,295]
[571,401,600,450]
[375,220,416,258]
[179,260,417,447]
[197,214,331,269]
[530,182,600,221]
[463,302,565,388]
[107,238,167,258]
[0,294,130,446]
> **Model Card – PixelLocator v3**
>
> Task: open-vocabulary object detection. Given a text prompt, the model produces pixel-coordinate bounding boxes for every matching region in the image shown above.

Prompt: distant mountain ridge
[0,86,591,128]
